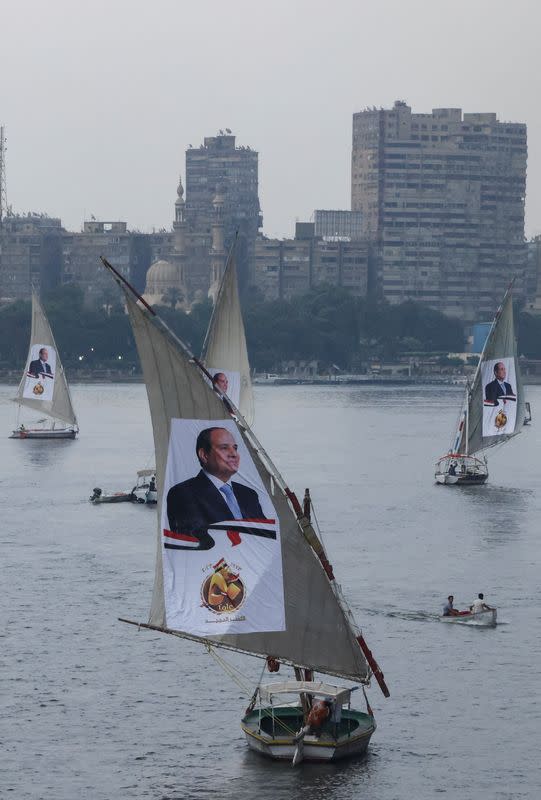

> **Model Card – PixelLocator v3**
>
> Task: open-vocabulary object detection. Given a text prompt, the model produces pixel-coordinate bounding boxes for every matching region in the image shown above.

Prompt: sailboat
[10,289,78,440]
[101,256,389,764]
[200,248,255,425]
[435,286,525,485]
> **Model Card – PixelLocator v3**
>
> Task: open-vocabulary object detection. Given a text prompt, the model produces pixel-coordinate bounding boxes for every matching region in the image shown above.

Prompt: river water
[1,383,540,800]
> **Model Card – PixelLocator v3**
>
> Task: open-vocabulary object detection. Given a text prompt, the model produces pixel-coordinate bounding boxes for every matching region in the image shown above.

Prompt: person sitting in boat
[448,462,457,476]
[28,347,53,378]
[470,593,492,614]
[484,362,515,406]
[166,427,264,543]
[442,595,460,616]
[306,699,331,737]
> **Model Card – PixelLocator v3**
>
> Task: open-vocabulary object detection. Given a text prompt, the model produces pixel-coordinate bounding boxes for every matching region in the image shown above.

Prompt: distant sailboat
[201,249,255,425]
[435,286,525,485]
[101,256,389,765]
[10,290,78,440]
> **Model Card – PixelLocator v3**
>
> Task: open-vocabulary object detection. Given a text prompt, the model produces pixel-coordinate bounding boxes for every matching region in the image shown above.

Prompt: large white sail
[120,282,370,683]
[457,288,524,456]
[201,252,255,425]
[13,290,77,427]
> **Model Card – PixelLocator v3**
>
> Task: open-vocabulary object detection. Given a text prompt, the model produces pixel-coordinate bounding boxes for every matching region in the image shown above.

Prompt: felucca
[10,289,78,440]
[435,285,526,485]
[101,256,389,764]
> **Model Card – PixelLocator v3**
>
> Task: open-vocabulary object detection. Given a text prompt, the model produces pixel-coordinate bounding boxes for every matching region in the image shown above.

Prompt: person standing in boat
[484,362,515,406]
[166,426,264,536]
[470,593,492,613]
[28,347,53,378]
[442,595,460,616]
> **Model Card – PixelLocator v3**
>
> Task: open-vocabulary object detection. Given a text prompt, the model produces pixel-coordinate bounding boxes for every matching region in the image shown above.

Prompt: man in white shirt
[470,593,491,614]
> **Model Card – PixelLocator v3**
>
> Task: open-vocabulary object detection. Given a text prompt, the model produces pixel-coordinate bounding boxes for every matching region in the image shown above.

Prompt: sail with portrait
[10,290,78,440]
[102,255,388,764]
[201,250,254,425]
[435,286,525,485]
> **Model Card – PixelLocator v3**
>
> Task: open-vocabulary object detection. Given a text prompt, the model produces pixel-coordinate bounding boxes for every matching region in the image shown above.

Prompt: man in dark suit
[28,347,53,378]
[166,427,263,542]
[484,361,515,406]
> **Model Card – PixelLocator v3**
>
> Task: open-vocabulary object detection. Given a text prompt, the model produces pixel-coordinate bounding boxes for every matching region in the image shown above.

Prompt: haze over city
[2,0,540,237]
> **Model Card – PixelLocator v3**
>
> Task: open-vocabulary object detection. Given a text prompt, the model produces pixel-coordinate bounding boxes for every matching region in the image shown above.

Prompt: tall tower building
[185,132,261,292]
[208,184,226,301]
[351,101,527,321]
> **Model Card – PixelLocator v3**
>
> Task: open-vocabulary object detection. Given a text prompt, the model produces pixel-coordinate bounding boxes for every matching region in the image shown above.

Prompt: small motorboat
[241,681,376,764]
[89,487,134,504]
[440,608,497,627]
[131,469,157,504]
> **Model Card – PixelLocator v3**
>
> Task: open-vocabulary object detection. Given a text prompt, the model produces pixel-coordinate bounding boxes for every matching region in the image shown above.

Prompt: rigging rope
[205,644,257,695]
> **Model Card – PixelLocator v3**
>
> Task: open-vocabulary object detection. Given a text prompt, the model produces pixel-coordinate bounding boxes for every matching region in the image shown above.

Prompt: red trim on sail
[163,529,199,543]
[356,634,390,698]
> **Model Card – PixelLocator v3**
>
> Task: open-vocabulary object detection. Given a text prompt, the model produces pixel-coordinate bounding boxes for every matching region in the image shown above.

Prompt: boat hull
[440,608,497,627]
[241,707,375,762]
[90,493,134,504]
[435,471,488,486]
[10,428,77,440]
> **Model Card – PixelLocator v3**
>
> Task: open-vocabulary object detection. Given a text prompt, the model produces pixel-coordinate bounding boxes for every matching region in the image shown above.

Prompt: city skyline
[1,0,540,239]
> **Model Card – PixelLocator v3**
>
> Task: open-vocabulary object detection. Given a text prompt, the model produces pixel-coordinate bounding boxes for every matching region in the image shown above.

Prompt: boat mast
[465,388,469,456]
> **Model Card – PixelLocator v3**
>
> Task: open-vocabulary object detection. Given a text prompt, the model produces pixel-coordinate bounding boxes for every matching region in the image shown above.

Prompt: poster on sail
[161,418,285,636]
[482,357,517,437]
[22,344,56,402]
[207,369,240,408]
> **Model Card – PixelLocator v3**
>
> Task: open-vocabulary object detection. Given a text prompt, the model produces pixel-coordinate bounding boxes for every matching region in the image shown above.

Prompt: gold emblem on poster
[32,382,45,396]
[495,409,507,429]
[201,558,245,614]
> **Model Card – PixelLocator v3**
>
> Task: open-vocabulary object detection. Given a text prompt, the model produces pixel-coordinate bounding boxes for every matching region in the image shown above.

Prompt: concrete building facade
[351,101,527,321]
[0,214,63,300]
[185,133,262,291]
[254,223,369,301]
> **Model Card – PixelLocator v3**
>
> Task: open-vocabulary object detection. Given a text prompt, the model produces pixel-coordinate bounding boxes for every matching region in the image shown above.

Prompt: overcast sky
[2,0,540,238]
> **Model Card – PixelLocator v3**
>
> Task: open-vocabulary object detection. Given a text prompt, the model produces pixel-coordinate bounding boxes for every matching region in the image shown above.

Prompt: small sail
[120,283,369,683]
[13,290,77,427]
[458,288,524,455]
[201,251,255,425]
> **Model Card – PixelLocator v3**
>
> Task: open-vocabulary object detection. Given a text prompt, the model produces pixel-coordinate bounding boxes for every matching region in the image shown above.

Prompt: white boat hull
[440,608,497,627]
[10,427,77,440]
[435,473,458,485]
[241,706,375,763]
[132,488,158,504]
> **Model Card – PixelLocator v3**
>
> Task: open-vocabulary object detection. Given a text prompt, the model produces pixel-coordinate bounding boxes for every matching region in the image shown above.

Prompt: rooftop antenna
[0,125,8,226]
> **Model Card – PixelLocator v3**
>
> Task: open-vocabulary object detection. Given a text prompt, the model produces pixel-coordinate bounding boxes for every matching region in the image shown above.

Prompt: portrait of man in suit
[28,347,53,378]
[484,361,516,406]
[166,426,263,537]
[212,372,228,394]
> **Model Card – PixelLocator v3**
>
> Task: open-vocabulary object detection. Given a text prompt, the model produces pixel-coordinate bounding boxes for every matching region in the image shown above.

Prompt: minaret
[172,175,187,289]
[208,183,226,302]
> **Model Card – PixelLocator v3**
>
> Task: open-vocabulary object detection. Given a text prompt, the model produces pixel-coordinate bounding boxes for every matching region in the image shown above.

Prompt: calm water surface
[1,383,540,800]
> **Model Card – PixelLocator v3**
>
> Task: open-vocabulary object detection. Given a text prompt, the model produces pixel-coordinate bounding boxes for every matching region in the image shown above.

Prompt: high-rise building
[0,214,64,300]
[351,101,527,321]
[185,133,262,291]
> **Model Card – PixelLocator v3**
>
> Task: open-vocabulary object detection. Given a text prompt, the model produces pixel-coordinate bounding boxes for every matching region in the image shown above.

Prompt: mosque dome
[143,259,185,307]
